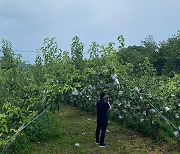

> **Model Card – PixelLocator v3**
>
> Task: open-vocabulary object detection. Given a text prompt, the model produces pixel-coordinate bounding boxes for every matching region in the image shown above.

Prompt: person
[95,92,111,147]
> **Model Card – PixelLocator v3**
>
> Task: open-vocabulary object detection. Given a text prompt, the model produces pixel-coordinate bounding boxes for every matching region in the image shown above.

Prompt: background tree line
[118,31,180,76]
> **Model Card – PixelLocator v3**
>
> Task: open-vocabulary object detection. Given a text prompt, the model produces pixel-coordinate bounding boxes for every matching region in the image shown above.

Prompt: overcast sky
[0,0,180,63]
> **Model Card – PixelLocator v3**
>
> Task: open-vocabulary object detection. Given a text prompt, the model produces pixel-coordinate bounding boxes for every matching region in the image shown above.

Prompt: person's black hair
[100,92,106,99]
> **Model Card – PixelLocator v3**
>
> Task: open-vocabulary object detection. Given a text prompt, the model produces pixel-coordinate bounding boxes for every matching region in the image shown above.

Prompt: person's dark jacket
[96,100,110,122]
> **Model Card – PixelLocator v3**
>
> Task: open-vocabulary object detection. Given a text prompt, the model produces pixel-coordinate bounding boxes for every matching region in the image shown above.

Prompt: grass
[29,104,178,154]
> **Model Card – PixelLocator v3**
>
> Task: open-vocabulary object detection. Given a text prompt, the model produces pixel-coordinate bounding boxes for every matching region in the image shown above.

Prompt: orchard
[0,33,180,153]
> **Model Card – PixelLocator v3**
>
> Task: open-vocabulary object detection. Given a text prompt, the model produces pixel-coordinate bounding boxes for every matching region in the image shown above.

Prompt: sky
[0,0,180,63]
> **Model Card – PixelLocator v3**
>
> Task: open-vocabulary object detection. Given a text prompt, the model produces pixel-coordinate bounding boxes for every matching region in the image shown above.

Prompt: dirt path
[31,105,175,154]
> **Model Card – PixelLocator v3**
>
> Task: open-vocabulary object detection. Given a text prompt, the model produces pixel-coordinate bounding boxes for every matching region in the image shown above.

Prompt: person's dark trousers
[96,119,107,145]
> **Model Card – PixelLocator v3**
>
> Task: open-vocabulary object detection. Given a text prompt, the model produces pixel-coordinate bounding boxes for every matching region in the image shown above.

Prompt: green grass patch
[29,104,177,154]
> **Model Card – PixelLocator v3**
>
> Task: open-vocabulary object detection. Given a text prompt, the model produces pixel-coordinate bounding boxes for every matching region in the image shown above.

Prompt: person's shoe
[99,143,107,148]
[95,141,99,144]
